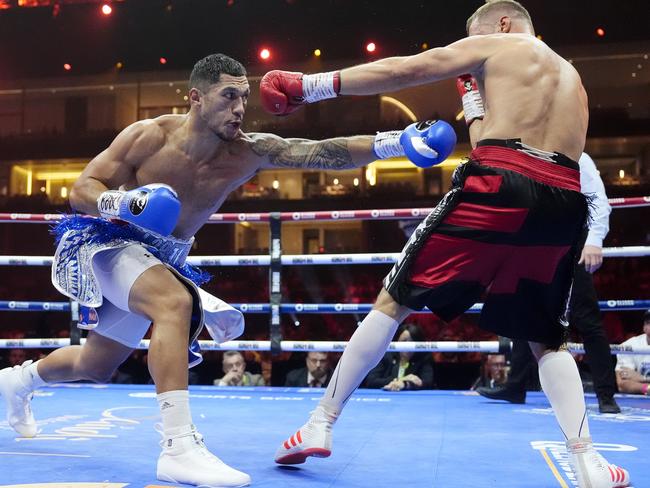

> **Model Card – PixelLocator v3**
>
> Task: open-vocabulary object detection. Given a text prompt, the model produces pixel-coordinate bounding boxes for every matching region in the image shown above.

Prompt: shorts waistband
[471,139,580,192]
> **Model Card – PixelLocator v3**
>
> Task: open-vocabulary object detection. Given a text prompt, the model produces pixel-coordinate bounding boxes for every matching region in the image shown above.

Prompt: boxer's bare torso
[339,33,588,161]
[70,76,376,240]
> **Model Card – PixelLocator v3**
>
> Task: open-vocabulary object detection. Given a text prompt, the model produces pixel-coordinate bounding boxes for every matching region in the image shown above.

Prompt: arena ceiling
[0,0,648,81]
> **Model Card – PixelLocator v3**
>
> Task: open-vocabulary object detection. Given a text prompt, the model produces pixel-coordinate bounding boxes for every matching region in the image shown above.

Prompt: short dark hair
[397,323,426,342]
[466,0,533,34]
[189,53,246,91]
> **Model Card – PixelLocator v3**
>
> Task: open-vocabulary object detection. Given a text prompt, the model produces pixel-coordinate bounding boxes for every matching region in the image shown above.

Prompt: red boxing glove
[456,74,485,126]
[260,70,306,116]
[260,70,341,116]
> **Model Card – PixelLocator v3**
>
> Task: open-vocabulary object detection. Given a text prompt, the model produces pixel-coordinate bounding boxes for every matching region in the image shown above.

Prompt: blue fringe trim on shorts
[51,215,211,287]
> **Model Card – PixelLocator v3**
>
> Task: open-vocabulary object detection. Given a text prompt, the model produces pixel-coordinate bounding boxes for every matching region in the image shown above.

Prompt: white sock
[157,390,192,434]
[538,350,590,440]
[319,310,399,417]
[21,360,47,390]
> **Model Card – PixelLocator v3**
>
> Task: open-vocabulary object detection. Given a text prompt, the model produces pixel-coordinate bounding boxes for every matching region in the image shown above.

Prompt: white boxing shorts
[90,243,163,348]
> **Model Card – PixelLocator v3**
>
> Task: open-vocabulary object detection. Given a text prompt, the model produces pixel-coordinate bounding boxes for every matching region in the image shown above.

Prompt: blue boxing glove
[97,183,181,236]
[373,120,457,168]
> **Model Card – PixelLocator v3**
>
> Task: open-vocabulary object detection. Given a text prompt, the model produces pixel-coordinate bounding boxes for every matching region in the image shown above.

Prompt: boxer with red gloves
[455,74,484,126]
[260,71,457,167]
[261,70,341,115]
[271,2,631,486]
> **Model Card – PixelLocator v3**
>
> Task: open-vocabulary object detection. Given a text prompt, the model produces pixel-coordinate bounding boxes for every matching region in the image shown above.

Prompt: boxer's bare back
[339,34,588,161]
[465,34,588,159]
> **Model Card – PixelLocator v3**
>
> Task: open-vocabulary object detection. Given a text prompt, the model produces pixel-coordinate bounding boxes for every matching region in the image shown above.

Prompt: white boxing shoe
[0,360,38,438]
[156,424,251,488]
[274,406,335,465]
[567,437,630,488]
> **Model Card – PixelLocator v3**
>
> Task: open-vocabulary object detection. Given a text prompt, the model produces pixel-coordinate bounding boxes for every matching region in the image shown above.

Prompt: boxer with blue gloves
[97,184,181,237]
[0,52,457,488]
[267,3,630,486]
[372,120,456,168]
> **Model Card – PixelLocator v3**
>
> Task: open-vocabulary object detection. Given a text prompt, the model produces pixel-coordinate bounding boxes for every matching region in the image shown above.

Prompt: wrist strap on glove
[373,130,405,159]
[302,71,341,103]
[97,190,125,219]
[457,74,485,125]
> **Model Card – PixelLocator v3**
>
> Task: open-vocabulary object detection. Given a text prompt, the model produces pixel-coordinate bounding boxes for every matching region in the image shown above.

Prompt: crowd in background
[1,308,647,391]
[0,193,647,389]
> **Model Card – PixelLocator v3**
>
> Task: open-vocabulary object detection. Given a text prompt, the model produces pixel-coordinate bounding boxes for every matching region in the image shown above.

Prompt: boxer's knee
[129,266,193,328]
[373,287,412,322]
[159,285,193,323]
[529,341,566,362]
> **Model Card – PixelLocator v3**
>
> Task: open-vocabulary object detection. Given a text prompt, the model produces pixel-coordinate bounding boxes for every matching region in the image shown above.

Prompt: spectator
[471,354,508,390]
[260,357,273,386]
[7,349,27,368]
[285,352,331,387]
[365,323,434,391]
[615,310,650,395]
[215,351,266,386]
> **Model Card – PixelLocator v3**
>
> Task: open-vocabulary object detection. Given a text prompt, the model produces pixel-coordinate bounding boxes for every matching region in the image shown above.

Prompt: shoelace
[581,449,628,484]
[307,408,335,430]
[595,452,628,483]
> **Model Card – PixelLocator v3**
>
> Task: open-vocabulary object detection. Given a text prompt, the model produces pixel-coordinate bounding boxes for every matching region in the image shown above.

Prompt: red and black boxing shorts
[384,139,588,348]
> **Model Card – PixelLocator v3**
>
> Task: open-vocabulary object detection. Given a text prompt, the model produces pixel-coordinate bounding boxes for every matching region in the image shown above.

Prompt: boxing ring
[0,197,649,487]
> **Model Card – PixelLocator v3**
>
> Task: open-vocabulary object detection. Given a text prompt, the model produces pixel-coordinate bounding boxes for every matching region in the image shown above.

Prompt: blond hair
[466,0,534,34]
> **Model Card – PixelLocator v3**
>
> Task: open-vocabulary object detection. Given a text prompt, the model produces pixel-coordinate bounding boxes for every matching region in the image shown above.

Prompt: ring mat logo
[128,191,148,215]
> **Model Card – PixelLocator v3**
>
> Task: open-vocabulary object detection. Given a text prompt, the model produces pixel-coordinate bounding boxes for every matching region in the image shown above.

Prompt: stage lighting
[159,57,167,65]
[366,42,376,53]
[63,63,71,71]
[596,27,605,37]
[259,48,271,60]
[101,4,112,15]
[314,48,321,57]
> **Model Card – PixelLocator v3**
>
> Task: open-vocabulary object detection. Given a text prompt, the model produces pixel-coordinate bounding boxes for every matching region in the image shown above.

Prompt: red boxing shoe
[274,406,335,465]
[567,437,630,488]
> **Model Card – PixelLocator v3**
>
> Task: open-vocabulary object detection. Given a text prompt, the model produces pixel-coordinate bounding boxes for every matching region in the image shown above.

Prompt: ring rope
[0,338,648,355]
[2,300,649,313]
[1,245,648,267]
[1,201,646,357]
[0,195,647,224]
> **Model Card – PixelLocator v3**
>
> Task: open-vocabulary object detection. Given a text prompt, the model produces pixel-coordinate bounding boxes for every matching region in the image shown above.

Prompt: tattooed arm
[249,132,377,169]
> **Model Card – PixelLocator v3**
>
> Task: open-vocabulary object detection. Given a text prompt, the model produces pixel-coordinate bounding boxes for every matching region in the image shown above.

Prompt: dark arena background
[0,1,648,487]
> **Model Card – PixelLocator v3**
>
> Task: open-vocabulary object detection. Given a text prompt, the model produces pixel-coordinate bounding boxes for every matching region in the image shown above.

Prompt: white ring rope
[0,202,647,358]
[1,246,649,267]
[0,338,648,355]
